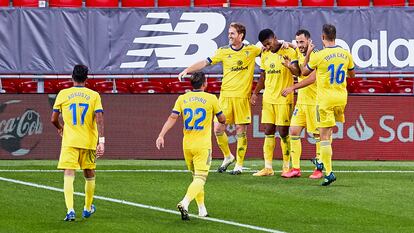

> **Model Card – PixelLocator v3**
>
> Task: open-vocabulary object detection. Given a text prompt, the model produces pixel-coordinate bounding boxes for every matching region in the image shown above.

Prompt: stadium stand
[410,0,414,6]
[18,80,57,93]
[265,0,298,7]
[194,0,227,7]
[351,80,388,93]
[130,81,167,93]
[302,0,334,7]
[121,0,154,7]
[158,0,191,7]
[167,81,193,93]
[206,80,222,94]
[337,0,370,6]
[49,0,82,7]
[373,0,405,6]
[93,80,130,93]
[13,0,40,7]
[388,79,414,94]
[86,0,118,7]
[0,0,9,6]
[231,0,262,7]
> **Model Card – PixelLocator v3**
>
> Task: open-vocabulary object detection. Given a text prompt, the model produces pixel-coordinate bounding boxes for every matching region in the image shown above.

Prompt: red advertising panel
[0,94,413,160]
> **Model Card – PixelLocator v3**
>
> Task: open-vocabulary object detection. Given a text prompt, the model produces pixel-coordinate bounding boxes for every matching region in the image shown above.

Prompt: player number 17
[69,103,89,125]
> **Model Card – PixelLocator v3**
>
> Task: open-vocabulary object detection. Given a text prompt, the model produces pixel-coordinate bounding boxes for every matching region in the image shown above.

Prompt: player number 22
[69,103,89,125]
[183,108,206,130]
[328,63,345,84]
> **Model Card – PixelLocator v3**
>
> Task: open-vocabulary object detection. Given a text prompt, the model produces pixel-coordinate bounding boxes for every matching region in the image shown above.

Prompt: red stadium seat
[231,0,262,7]
[86,0,118,7]
[206,80,221,94]
[388,80,414,94]
[49,0,82,7]
[265,0,298,7]
[122,0,154,7]
[194,0,226,7]
[130,81,167,94]
[13,0,40,7]
[158,0,190,7]
[351,80,387,94]
[337,0,369,6]
[410,0,414,6]
[18,81,56,94]
[167,81,193,93]
[0,0,9,6]
[373,0,405,7]
[0,79,18,93]
[302,0,334,7]
[93,81,130,94]
[56,80,74,92]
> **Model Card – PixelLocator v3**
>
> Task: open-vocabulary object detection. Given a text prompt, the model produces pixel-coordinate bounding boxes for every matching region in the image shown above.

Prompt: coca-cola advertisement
[0,94,412,160]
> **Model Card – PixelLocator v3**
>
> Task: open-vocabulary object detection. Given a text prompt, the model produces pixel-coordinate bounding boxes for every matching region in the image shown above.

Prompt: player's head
[295,29,311,54]
[228,22,246,46]
[72,64,89,83]
[258,29,277,52]
[190,71,207,90]
[322,24,336,45]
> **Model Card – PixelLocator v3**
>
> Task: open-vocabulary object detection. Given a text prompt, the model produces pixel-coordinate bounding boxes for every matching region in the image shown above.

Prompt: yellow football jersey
[296,48,317,105]
[260,47,298,104]
[53,86,103,150]
[307,45,355,107]
[173,91,222,150]
[208,44,261,98]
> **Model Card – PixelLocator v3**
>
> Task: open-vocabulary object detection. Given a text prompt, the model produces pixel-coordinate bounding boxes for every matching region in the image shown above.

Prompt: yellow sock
[314,136,321,161]
[263,135,275,169]
[280,136,290,172]
[290,136,301,169]
[195,188,205,207]
[64,175,75,211]
[185,176,206,202]
[216,132,231,158]
[84,177,96,211]
[320,140,333,175]
[236,132,247,167]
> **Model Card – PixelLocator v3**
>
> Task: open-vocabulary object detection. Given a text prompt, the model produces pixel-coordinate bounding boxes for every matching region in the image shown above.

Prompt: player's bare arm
[251,71,266,106]
[301,40,315,76]
[282,55,300,76]
[156,113,179,150]
[281,71,316,97]
[348,69,356,79]
[217,112,226,125]
[51,111,63,137]
[178,60,209,81]
[95,112,105,157]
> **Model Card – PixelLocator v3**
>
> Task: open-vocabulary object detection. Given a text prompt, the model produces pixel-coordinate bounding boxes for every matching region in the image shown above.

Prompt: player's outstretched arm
[251,72,265,106]
[156,113,179,150]
[95,112,105,157]
[216,112,226,125]
[50,111,63,137]
[281,71,316,97]
[178,60,209,81]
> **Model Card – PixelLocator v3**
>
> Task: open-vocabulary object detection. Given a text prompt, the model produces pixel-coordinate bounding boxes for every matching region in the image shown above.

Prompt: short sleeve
[52,92,64,113]
[347,51,355,70]
[260,52,266,71]
[212,95,222,117]
[207,48,223,65]
[94,94,104,113]
[307,52,321,71]
[289,48,298,64]
[172,96,182,115]
[253,45,262,57]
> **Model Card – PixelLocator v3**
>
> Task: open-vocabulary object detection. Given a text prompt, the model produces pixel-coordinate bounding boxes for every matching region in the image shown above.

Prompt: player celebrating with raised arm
[178,22,261,175]
[282,24,355,186]
[156,72,225,220]
[51,65,104,221]
[251,29,300,177]
[282,29,324,179]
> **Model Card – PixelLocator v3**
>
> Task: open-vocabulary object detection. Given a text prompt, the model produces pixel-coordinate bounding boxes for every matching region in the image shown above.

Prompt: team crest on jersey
[270,63,275,69]
[237,60,243,66]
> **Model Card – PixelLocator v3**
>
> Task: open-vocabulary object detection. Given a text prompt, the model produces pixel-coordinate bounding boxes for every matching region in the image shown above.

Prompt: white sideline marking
[1,169,414,173]
[0,176,285,233]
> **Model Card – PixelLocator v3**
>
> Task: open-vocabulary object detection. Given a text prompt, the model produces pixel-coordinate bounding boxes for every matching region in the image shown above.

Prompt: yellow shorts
[316,105,346,128]
[214,96,251,124]
[261,102,293,126]
[184,148,212,177]
[290,104,318,134]
[57,147,96,170]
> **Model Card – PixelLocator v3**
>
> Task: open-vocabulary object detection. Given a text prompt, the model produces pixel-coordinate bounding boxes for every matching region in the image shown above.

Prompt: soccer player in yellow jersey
[283,29,324,179]
[156,72,225,220]
[51,65,104,221]
[251,29,300,177]
[178,22,261,175]
[282,24,355,186]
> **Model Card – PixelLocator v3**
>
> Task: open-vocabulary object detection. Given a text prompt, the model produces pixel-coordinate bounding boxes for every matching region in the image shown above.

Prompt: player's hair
[230,22,246,41]
[258,29,275,43]
[72,64,89,83]
[322,24,336,41]
[190,71,206,89]
[296,29,311,39]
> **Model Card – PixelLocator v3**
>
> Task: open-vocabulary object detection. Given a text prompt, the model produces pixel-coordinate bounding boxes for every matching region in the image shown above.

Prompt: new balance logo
[347,114,374,141]
[120,12,226,69]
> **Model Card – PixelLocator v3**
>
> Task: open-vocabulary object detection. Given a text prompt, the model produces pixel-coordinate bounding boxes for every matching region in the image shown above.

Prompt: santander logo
[347,114,374,141]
